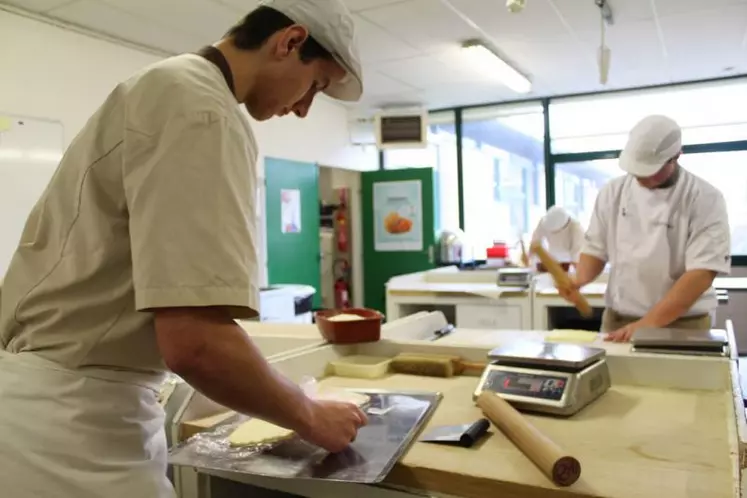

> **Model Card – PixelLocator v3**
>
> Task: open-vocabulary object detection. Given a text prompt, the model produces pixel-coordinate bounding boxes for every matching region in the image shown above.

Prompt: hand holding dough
[227,389,370,448]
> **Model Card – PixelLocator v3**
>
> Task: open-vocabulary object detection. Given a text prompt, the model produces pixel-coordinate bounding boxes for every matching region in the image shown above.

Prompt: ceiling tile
[0,0,74,12]
[576,19,667,75]
[342,0,409,12]
[550,0,653,32]
[361,70,420,97]
[99,0,240,40]
[652,0,747,17]
[352,13,421,63]
[446,0,570,43]
[359,0,477,53]
[48,0,201,54]
[375,51,479,88]
[496,36,594,77]
[658,5,747,79]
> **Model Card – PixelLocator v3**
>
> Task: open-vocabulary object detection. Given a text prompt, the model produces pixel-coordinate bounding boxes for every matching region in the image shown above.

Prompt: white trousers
[0,352,175,498]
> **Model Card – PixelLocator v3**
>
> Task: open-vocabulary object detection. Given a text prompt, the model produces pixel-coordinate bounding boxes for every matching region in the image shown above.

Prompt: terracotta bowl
[314,308,383,344]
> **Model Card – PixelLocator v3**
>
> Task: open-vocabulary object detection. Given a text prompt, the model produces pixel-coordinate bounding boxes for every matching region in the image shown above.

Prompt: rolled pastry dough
[546,329,599,343]
[228,389,370,447]
[314,388,370,407]
[229,418,295,447]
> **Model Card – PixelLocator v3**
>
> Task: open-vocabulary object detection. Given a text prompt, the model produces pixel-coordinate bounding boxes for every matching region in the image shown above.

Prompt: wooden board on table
[317,375,736,498]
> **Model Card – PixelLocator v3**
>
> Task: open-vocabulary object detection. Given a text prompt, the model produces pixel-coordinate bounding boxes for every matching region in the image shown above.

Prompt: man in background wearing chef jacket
[530,205,585,267]
[0,1,368,497]
[558,115,730,342]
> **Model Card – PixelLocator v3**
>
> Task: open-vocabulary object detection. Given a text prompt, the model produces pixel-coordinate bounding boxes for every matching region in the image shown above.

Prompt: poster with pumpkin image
[373,179,423,252]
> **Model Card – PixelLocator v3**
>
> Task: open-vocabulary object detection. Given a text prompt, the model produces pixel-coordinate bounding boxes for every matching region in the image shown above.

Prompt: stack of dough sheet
[545,329,600,343]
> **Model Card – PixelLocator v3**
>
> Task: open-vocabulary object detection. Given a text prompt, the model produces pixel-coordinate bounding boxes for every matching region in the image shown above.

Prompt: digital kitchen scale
[473,341,611,416]
[497,267,533,288]
[631,327,729,357]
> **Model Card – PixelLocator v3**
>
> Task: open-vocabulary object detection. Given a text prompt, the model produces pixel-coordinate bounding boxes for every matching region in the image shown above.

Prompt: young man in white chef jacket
[0,1,368,496]
[530,205,585,266]
[559,115,731,342]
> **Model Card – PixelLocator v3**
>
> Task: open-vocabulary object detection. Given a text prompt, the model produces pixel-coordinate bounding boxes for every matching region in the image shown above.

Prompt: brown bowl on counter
[314,308,383,344]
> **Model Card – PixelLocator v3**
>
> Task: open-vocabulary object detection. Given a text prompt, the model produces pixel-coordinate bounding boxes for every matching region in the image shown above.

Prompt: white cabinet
[456,303,523,330]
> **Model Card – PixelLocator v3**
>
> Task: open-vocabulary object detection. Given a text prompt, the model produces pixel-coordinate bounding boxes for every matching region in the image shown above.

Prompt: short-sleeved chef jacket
[582,167,730,317]
[0,54,260,374]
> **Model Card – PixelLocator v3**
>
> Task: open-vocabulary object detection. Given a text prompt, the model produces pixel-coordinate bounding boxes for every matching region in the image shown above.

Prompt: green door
[361,168,436,313]
[265,157,321,308]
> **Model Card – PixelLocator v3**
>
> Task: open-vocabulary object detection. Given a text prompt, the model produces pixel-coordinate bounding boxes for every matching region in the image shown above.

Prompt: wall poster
[281,188,301,233]
[373,179,423,252]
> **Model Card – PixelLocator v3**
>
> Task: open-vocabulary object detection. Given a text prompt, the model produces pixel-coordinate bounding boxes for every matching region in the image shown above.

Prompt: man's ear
[275,25,309,58]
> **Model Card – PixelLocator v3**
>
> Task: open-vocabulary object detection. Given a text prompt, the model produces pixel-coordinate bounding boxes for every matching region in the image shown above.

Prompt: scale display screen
[484,370,567,401]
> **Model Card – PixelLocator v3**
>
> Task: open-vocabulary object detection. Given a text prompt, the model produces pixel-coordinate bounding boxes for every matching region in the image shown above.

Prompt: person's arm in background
[125,113,365,453]
[528,222,545,269]
[636,192,729,328]
[558,192,609,303]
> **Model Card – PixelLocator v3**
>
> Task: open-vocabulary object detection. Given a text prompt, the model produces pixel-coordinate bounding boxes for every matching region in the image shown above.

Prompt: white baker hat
[619,115,682,177]
[543,205,571,233]
[260,0,363,102]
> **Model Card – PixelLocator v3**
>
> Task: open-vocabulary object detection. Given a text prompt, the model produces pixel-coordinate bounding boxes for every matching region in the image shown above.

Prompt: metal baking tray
[168,389,442,484]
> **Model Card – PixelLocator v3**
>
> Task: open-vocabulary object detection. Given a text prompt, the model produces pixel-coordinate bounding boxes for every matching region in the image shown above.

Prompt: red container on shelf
[314,308,383,344]
[486,242,509,259]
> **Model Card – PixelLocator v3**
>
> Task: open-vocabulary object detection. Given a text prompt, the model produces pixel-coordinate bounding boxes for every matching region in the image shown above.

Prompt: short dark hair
[226,6,333,62]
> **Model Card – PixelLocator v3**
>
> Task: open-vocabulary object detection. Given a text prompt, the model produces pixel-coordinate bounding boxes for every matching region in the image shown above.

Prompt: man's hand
[604,320,649,343]
[557,276,584,307]
[297,400,369,453]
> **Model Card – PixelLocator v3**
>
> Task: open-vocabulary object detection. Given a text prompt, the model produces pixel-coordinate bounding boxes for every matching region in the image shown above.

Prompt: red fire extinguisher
[335,190,348,253]
[334,278,350,309]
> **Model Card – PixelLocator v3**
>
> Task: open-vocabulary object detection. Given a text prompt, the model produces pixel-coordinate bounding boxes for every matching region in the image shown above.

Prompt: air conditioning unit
[374,109,428,150]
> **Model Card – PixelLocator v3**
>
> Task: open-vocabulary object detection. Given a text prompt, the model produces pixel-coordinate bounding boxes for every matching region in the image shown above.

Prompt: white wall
[0,9,378,287]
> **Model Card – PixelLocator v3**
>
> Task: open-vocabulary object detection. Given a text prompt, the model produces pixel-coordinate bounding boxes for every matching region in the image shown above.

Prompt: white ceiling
[4,0,747,112]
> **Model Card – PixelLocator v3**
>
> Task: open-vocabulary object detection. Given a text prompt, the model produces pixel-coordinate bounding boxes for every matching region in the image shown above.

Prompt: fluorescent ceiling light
[462,41,531,94]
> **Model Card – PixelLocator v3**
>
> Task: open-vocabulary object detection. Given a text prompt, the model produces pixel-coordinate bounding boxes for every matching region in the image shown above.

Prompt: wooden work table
[318,374,737,498]
[173,323,745,498]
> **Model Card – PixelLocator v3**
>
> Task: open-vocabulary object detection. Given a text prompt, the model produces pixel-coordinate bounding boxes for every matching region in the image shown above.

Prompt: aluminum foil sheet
[169,389,442,484]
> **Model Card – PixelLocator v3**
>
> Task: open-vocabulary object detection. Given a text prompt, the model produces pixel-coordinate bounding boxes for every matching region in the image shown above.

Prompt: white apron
[0,351,175,498]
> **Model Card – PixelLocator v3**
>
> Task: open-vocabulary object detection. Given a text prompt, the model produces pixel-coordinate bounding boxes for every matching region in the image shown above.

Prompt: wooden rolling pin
[519,240,530,267]
[477,391,581,487]
[530,242,592,317]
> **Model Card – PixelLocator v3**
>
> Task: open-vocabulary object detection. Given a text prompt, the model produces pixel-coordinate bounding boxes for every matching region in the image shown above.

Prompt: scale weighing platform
[631,327,729,357]
[497,267,533,288]
[473,341,611,416]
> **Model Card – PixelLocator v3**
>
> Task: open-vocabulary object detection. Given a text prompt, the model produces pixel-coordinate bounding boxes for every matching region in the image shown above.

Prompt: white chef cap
[619,115,682,177]
[543,205,571,233]
[261,0,363,102]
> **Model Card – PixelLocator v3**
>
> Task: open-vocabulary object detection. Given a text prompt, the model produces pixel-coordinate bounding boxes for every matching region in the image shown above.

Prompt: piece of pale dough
[228,418,295,447]
[546,329,599,343]
[314,388,370,407]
